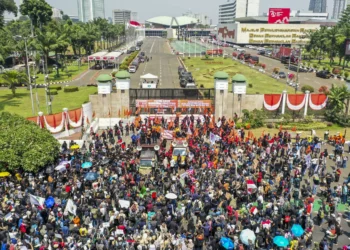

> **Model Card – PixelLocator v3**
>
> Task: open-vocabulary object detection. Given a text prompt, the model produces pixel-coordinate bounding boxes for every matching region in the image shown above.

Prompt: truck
[171,140,188,166]
[206,49,223,56]
[139,145,158,169]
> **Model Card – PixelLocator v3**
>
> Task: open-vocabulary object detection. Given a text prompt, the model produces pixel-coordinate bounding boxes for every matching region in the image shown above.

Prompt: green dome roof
[115,70,130,79]
[214,71,229,79]
[96,74,113,82]
[231,74,247,82]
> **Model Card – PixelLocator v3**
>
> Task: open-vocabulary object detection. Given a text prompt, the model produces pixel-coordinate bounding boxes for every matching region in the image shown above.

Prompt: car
[130,46,136,52]
[136,46,140,51]
[257,50,265,55]
[316,70,331,79]
[140,52,145,57]
[237,48,246,53]
[128,65,137,73]
[278,72,286,78]
[126,49,132,54]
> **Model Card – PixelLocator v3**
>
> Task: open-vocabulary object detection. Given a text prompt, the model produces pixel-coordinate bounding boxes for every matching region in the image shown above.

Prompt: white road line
[149,41,155,53]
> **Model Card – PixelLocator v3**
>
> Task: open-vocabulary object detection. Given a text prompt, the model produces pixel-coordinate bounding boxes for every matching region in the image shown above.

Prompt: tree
[338,5,350,27]
[1,70,28,95]
[326,85,350,113]
[0,0,17,29]
[20,0,53,30]
[0,112,60,172]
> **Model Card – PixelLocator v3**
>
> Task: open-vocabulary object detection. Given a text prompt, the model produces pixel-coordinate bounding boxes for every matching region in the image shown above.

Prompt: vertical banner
[268,8,290,24]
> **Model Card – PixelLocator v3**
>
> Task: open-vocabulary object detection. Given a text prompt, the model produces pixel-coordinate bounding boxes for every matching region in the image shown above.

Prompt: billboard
[268,8,290,24]
[135,100,212,108]
[345,39,350,56]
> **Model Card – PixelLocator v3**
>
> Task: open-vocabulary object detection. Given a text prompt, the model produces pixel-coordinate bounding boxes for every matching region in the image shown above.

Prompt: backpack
[319,210,324,219]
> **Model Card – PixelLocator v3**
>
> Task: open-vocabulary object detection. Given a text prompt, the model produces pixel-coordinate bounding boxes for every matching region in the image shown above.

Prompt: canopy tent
[88,51,109,61]
[101,51,122,62]
[140,73,158,80]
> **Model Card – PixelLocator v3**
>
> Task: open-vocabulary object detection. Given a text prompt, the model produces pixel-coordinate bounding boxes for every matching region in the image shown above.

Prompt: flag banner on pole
[129,20,141,27]
[29,194,45,207]
[64,199,77,215]
[247,179,257,194]
[250,206,258,215]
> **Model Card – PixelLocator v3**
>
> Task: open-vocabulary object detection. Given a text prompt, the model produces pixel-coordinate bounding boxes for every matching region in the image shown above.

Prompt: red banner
[268,8,290,24]
[178,100,212,108]
[136,100,178,108]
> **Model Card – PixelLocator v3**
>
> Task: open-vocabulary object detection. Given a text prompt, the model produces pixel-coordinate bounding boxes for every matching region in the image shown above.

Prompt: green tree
[1,70,28,96]
[20,0,53,29]
[0,0,17,29]
[338,5,350,27]
[326,85,350,112]
[0,112,60,172]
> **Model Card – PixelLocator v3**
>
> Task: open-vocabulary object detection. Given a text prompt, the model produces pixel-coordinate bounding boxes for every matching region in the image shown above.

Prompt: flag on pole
[64,199,77,215]
[250,206,258,215]
[29,194,45,207]
[247,179,257,194]
[129,20,141,27]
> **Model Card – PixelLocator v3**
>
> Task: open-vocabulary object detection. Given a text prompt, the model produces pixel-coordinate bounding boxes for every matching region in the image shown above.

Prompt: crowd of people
[1,114,350,250]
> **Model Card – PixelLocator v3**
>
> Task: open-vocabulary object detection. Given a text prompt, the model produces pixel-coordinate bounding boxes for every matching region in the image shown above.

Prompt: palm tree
[327,85,350,113]
[2,70,28,96]
[325,27,341,65]
[0,0,17,29]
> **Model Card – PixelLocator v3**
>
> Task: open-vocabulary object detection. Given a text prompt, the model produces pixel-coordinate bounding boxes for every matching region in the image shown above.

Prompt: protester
[0,114,349,250]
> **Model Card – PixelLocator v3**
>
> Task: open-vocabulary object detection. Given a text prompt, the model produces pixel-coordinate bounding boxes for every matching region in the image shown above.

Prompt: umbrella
[70,145,79,150]
[220,237,234,250]
[0,172,11,177]
[165,193,177,199]
[84,172,99,181]
[239,229,256,246]
[45,196,55,208]
[273,236,289,247]
[291,224,304,237]
[82,162,93,169]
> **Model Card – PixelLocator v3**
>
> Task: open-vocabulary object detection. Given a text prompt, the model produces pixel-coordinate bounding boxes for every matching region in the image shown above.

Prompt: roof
[214,71,229,79]
[102,52,122,61]
[232,74,247,82]
[88,51,109,61]
[146,16,198,27]
[96,74,113,82]
[141,73,158,79]
[115,70,130,79]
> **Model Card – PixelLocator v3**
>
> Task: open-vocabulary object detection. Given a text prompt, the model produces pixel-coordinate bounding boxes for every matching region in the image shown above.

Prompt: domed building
[146,16,198,28]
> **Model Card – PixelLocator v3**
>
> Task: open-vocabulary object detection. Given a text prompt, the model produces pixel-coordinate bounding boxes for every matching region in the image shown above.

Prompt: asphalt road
[130,37,181,89]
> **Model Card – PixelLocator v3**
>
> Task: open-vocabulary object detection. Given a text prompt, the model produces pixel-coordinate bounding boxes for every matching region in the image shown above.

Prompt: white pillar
[38,111,44,128]
[304,90,310,117]
[63,108,70,136]
[281,90,287,115]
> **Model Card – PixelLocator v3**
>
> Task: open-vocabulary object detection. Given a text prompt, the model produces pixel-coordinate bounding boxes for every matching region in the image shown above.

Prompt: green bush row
[49,90,58,95]
[120,51,139,70]
[276,122,327,130]
[64,86,79,92]
[48,85,62,90]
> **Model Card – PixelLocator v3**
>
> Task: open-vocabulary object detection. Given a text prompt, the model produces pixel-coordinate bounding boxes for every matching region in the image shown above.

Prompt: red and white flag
[262,220,271,229]
[129,20,141,27]
[247,180,257,194]
[250,206,258,215]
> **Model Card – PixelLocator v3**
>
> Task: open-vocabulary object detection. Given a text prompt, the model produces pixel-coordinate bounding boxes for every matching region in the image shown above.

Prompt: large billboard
[268,8,291,24]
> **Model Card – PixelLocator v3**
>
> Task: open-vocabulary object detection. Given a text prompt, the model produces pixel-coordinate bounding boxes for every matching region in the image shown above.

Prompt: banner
[136,100,178,108]
[178,100,211,108]
[64,199,77,215]
[268,8,290,24]
[29,194,45,207]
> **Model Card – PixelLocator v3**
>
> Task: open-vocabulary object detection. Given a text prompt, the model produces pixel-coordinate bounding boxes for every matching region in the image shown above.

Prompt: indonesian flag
[250,206,258,215]
[247,180,257,194]
[262,220,271,229]
[129,20,141,27]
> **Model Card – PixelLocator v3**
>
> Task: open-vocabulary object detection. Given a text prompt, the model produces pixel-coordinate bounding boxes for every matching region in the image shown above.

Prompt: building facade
[77,0,105,22]
[218,0,260,24]
[332,0,346,19]
[112,9,131,25]
[308,0,327,13]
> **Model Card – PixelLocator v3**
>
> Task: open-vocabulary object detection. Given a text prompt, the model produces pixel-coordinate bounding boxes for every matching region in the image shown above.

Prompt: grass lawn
[184,57,297,94]
[33,64,89,84]
[0,86,97,118]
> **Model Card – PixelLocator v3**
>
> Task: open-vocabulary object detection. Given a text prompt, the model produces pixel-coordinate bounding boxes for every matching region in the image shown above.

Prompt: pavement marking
[149,40,155,53]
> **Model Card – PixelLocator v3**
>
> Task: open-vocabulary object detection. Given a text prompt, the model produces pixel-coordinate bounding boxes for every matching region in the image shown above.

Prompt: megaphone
[154,145,160,151]
[136,146,142,151]
[183,141,188,147]
[172,141,177,147]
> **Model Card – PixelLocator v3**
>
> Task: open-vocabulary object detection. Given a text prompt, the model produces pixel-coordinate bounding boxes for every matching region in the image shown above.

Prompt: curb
[36,80,72,86]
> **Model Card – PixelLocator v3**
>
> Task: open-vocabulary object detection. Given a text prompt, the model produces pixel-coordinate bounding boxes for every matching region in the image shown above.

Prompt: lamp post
[14,35,35,115]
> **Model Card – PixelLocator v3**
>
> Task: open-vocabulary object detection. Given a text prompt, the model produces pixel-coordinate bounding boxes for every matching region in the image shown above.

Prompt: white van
[128,66,137,73]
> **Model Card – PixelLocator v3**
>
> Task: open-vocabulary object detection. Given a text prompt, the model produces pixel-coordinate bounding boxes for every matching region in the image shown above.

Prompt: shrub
[318,85,328,93]
[111,71,117,77]
[248,83,253,88]
[345,72,349,78]
[64,86,79,92]
[279,122,327,130]
[332,67,341,75]
[326,122,333,127]
[266,122,274,129]
[49,90,58,95]
[48,85,62,90]
[312,63,318,69]
[301,85,314,93]
[273,67,279,74]
[261,63,266,69]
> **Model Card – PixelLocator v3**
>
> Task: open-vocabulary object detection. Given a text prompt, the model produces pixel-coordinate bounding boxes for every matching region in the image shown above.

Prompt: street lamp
[13,35,35,115]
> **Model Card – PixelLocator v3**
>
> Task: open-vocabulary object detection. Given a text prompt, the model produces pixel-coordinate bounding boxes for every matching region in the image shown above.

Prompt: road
[130,37,181,88]
[194,39,344,91]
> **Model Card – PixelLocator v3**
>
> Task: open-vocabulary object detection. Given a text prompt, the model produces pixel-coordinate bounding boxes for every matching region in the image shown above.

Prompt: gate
[129,88,215,114]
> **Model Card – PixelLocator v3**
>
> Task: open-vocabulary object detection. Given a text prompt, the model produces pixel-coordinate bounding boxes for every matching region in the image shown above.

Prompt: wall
[214,91,264,120]
[89,90,130,118]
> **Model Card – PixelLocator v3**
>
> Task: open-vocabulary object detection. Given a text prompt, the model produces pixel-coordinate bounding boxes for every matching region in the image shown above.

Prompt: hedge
[64,86,79,93]
[301,85,314,93]
[49,90,58,95]
[48,85,62,91]
[276,122,327,130]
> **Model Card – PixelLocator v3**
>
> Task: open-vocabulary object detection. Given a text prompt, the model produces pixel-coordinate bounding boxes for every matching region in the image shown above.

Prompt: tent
[140,73,158,89]
[140,73,158,80]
